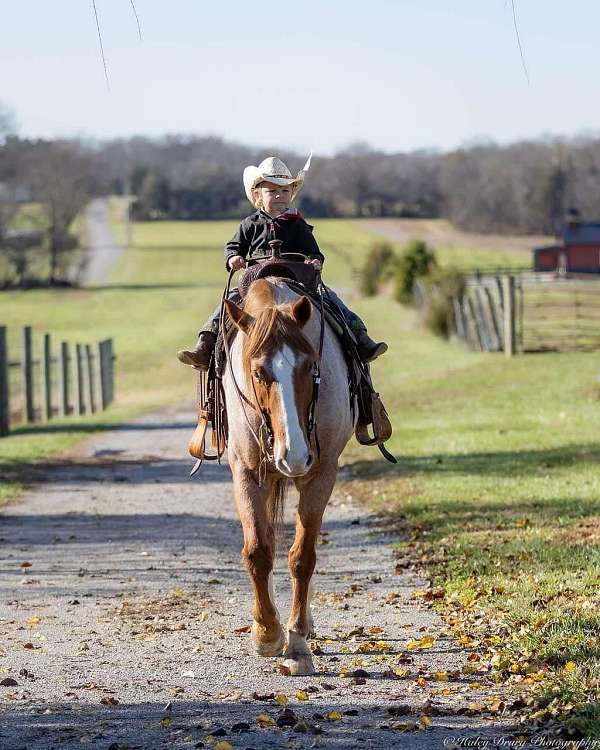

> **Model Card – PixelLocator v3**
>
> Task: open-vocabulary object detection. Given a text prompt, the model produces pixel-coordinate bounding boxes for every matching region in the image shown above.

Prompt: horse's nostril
[306,455,313,468]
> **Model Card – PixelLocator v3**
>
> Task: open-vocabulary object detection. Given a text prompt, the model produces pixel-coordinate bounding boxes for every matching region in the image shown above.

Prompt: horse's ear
[291,296,312,328]
[224,300,255,333]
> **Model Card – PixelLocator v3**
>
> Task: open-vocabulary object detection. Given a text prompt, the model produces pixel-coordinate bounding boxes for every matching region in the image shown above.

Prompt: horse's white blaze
[273,344,310,474]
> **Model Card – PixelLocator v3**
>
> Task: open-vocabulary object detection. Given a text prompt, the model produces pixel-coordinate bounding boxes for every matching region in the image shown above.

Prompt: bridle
[220,266,324,485]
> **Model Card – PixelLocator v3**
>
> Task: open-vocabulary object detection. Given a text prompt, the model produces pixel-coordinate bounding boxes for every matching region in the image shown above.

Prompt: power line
[130,0,142,41]
[510,0,530,87]
[91,0,110,90]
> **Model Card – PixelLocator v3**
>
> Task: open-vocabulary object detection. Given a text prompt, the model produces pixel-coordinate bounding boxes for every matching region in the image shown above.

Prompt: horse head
[225,284,317,478]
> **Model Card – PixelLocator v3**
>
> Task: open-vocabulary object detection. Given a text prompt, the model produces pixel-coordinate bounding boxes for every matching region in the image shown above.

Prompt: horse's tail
[268,478,289,543]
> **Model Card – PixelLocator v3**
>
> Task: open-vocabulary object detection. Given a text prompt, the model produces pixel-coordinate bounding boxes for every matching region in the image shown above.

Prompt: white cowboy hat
[243,153,312,207]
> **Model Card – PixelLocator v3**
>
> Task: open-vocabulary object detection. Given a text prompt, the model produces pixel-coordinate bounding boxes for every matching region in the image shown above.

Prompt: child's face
[256,181,292,215]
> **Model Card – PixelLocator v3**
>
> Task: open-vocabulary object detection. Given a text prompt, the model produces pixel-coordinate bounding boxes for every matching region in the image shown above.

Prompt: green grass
[432,244,527,271]
[343,296,600,737]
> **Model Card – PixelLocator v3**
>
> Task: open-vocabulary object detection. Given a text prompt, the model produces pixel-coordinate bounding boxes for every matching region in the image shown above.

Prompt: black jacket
[224,209,324,269]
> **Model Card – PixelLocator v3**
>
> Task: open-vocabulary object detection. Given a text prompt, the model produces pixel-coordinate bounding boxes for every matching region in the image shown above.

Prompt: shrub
[359,240,395,296]
[394,239,437,304]
[420,267,466,339]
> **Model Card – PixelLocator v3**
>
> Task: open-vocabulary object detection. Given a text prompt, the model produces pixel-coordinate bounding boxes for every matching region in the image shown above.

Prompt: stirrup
[355,392,393,446]
[188,408,225,476]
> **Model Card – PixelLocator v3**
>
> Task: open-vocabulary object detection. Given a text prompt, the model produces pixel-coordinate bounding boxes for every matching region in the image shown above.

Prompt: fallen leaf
[256,713,275,727]
[233,626,251,634]
[296,690,309,701]
[20,562,32,568]
[214,743,234,750]
[391,720,420,732]
[160,717,173,728]
[0,678,18,687]
[406,635,435,650]
[324,711,342,721]
[100,697,119,706]
[25,616,41,627]
[275,694,288,705]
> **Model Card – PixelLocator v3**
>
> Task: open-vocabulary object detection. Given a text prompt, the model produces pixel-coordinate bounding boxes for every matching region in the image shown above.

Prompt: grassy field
[358,216,548,272]
[343,296,600,738]
[1,211,598,736]
[0,215,380,504]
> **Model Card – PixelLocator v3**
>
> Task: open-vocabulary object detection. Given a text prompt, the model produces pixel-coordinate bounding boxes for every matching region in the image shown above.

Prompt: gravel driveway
[79,198,124,285]
[0,407,516,749]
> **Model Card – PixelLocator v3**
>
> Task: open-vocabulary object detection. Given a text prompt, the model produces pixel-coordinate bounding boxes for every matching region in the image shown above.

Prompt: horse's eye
[253,369,265,383]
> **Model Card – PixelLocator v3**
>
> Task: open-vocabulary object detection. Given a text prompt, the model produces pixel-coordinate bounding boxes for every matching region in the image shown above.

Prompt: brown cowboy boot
[177,331,217,369]
[355,331,388,362]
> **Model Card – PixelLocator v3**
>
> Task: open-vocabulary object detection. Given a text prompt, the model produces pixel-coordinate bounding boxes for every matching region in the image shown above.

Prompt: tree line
[3,97,600,287]
[99,134,600,237]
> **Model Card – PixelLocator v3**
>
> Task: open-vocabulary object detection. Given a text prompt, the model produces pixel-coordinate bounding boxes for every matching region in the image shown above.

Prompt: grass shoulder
[342,293,600,738]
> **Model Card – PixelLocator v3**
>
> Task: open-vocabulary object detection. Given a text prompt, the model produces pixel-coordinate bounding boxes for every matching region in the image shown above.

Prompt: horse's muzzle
[275,451,313,478]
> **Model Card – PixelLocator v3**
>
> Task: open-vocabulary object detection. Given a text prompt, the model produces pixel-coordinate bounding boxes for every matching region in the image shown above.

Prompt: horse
[223,276,354,675]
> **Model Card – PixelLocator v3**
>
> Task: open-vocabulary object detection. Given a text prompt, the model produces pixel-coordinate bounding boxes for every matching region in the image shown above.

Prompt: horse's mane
[241,285,317,384]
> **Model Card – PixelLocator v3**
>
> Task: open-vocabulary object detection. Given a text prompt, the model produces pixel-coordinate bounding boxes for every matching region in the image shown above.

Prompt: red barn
[533,221,600,273]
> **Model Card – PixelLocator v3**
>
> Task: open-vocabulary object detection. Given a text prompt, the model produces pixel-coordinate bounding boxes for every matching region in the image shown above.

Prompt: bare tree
[22,140,96,283]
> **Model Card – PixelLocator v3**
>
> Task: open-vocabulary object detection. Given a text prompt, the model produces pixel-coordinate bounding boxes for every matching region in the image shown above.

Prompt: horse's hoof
[282,653,315,676]
[251,623,286,657]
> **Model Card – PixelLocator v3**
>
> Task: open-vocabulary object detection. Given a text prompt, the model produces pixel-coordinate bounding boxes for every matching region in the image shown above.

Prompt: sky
[1,1,600,156]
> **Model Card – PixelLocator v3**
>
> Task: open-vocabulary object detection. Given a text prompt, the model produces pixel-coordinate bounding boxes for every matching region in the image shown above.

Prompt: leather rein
[220,264,325,485]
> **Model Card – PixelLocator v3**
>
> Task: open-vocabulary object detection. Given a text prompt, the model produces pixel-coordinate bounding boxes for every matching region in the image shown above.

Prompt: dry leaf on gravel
[406,635,435,650]
[100,697,119,706]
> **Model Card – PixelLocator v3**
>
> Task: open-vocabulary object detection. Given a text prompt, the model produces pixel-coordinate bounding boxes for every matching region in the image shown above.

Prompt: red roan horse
[223,277,354,675]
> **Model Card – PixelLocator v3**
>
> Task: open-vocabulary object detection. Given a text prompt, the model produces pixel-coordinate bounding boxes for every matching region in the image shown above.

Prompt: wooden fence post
[0,327,9,436]
[106,338,115,405]
[473,287,493,351]
[22,326,35,423]
[483,286,503,350]
[60,341,71,417]
[98,339,115,409]
[85,344,97,414]
[75,344,86,415]
[41,333,52,422]
[502,275,516,357]
[452,298,466,343]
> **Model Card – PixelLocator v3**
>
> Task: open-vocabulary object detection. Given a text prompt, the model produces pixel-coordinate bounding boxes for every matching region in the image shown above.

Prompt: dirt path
[80,198,124,285]
[0,408,515,749]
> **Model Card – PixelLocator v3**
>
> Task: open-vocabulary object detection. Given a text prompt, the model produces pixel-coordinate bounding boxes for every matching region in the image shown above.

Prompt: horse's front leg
[230,456,285,657]
[284,466,337,675]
